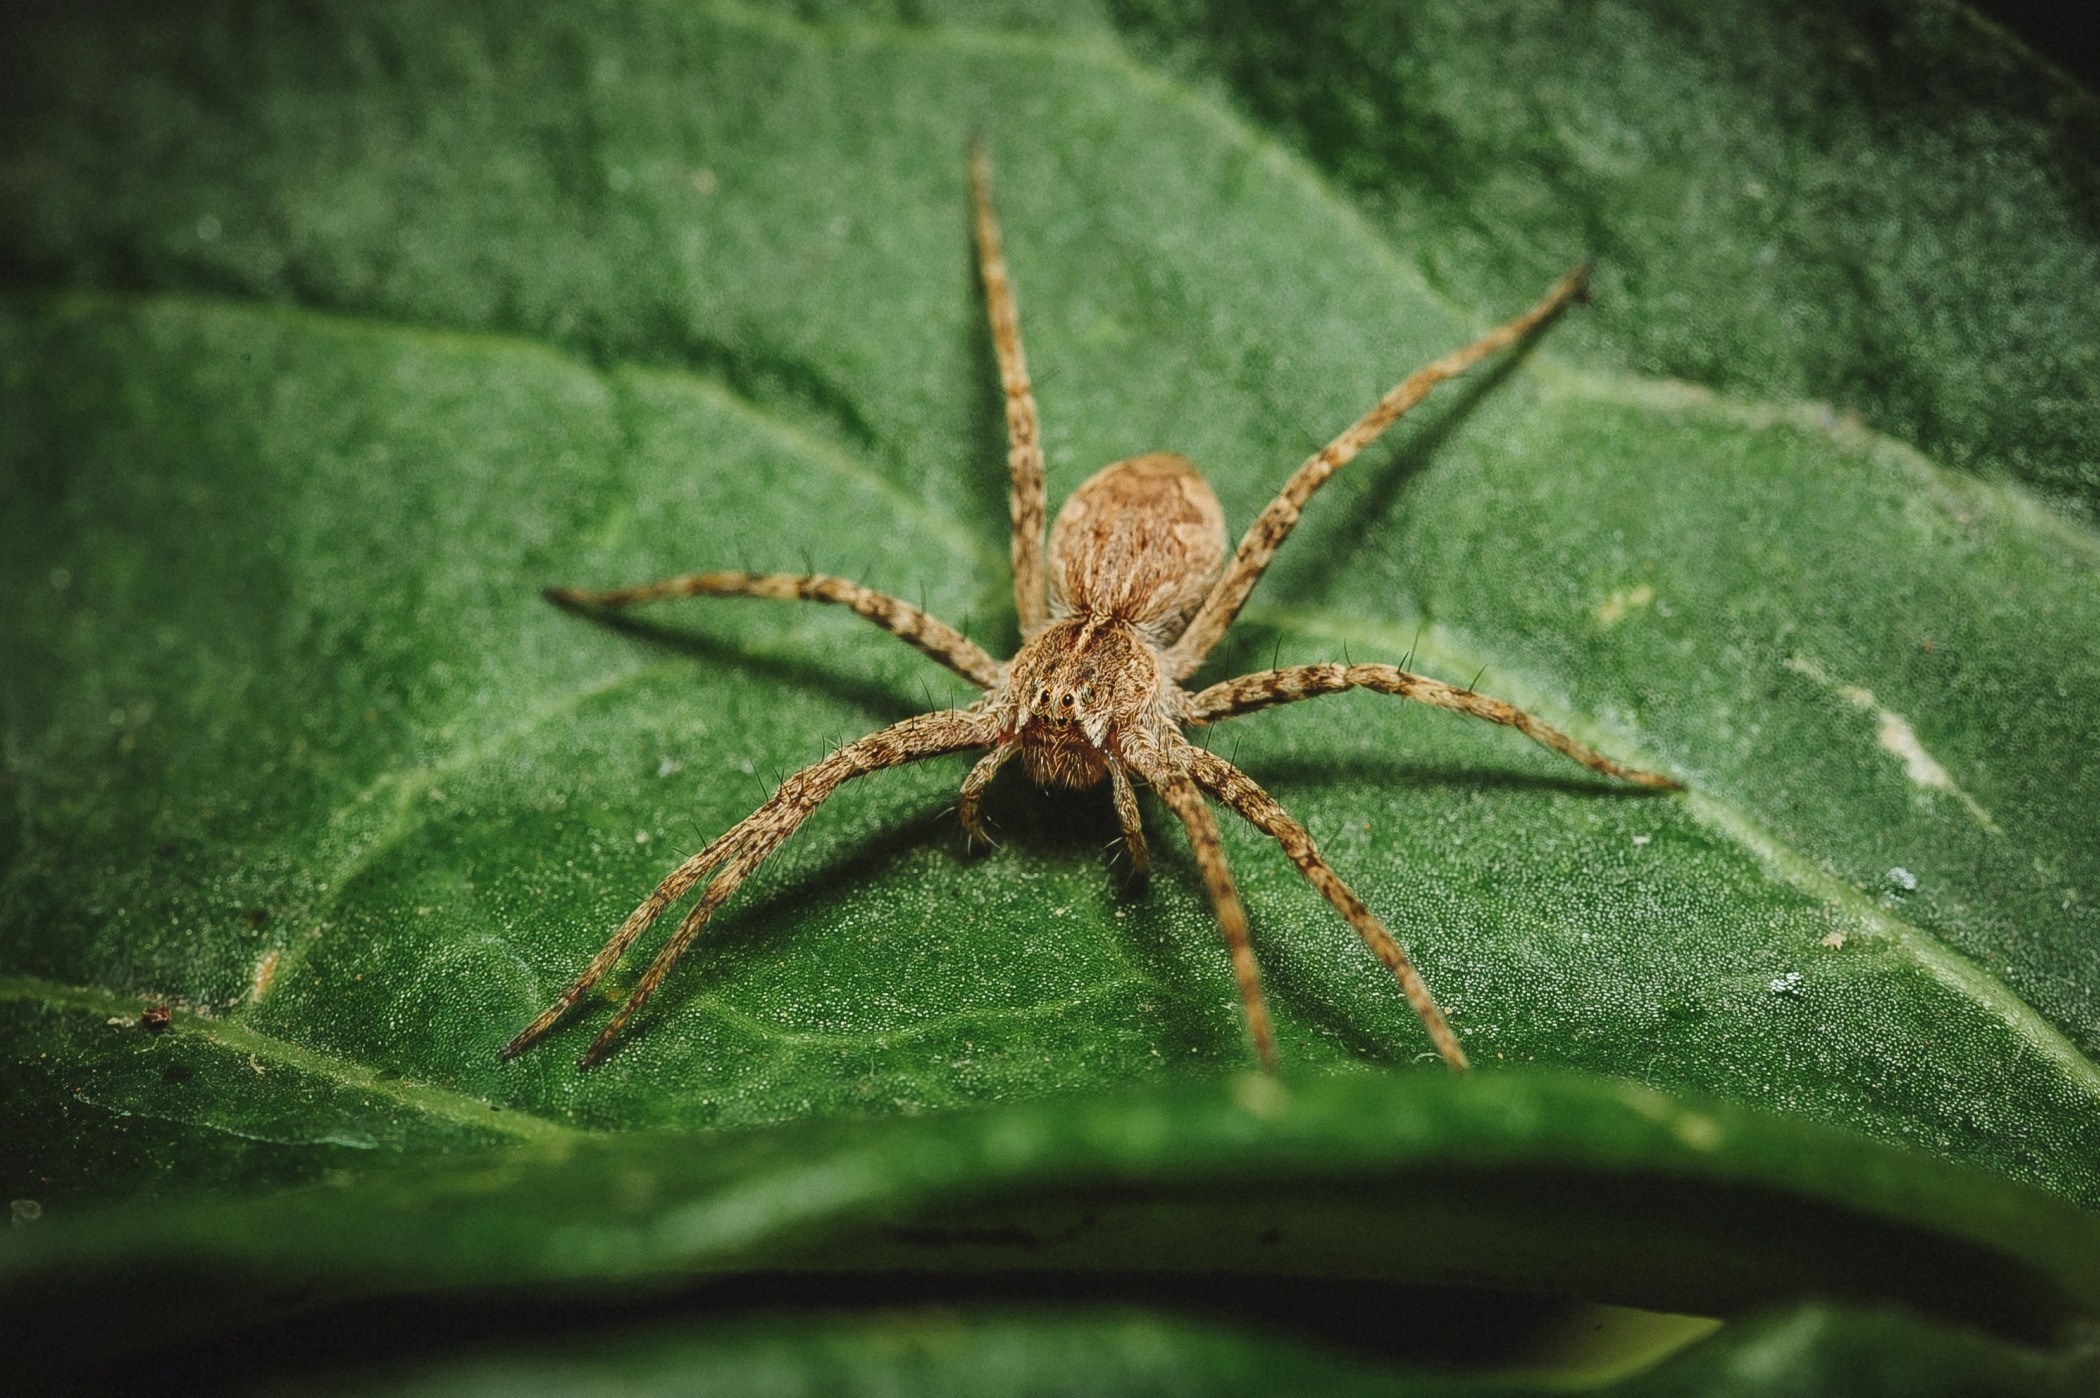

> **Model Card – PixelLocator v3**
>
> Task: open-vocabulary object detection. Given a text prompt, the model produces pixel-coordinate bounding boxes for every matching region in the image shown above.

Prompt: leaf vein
[0,974,585,1144]
[1241,603,2100,1097]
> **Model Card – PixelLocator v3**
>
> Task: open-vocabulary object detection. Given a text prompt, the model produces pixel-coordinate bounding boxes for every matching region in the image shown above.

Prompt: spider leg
[1173,737,1468,1071]
[1166,265,1590,678]
[506,707,999,1068]
[1108,759,1150,879]
[959,740,1017,847]
[969,140,1050,638]
[1185,662,1679,789]
[498,821,752,1062]
[1122,740,1277,1070]
[546,571,1003,689]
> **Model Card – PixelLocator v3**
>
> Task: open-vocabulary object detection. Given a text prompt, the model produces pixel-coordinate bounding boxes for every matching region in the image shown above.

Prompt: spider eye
[1060,693,1074,707]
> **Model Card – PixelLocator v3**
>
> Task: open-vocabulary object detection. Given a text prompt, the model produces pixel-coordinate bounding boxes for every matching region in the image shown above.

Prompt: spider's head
[1028,679,1098,730]
[1009,615,1162,751]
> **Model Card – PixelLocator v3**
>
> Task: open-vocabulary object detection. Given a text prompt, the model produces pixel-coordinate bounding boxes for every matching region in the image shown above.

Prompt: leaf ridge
[250,657,700,1004]
[615,363,1002,575]
[2,288,998,575]
[0,973,583,1143]
[1531,363,2100,562]
[1244,603,2100,1099]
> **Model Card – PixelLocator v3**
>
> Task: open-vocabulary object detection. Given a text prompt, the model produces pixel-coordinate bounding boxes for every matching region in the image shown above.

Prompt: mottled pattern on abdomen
[1048,453,1225,643]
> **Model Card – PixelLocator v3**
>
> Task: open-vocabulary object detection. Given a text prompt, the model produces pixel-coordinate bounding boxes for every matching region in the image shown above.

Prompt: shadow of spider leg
[504,706,1000,1066]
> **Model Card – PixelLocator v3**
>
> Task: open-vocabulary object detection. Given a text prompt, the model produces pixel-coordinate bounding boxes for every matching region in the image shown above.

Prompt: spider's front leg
[970,140,1050,638]
[1107,760,1150,879]
[1166,264,1591,678]
[958,741,1017,849]
[1175,737,1469,1071]
[546,570,1002,689]
[1186,662,1678,790]
[504,705,1001,1067]
[1121,736,1278,1070]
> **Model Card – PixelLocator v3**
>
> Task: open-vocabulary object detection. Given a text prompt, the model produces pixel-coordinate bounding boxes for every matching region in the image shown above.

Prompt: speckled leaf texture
[3,1,2098,1393]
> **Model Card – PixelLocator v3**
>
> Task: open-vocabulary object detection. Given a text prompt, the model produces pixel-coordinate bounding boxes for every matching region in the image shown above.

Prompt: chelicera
[503,146,1678,1073]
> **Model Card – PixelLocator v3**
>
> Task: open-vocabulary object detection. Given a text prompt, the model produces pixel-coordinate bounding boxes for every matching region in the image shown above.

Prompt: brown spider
[502,145,1680,1073]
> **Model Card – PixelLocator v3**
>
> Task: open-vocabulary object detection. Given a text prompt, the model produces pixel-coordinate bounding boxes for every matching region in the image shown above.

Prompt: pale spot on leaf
[1594,583,1655,625]
[1784,655,1999,833]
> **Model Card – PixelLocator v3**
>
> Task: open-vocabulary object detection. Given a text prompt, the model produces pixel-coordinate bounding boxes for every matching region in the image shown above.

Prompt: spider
[502,145,1679,1073]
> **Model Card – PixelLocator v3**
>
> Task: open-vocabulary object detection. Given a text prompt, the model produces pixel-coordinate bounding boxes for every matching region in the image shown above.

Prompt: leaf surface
[2,0,2097,1389]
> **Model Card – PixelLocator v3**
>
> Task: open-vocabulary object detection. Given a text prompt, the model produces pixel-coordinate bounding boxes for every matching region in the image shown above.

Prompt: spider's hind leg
[1108,760,1150,880]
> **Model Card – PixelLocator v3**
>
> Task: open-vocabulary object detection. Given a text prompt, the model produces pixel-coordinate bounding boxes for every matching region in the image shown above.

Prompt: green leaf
[3,0,2098,1389]
[233,1301,2100,1398]
[1108,0,2100,520]
[6,1076,2099,1384]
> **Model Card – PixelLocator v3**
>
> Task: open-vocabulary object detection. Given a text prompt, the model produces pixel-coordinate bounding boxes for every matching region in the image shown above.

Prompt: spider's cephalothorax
[996,451,1217,791]
[503,146,1679,1073]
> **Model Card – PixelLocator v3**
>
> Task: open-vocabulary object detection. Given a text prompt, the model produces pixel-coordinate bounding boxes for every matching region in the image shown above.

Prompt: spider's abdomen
[1048,453,1226,643]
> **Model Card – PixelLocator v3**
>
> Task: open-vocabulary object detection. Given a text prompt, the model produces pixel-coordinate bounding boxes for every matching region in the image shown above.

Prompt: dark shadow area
[34,1268,1660,1397]
[544,594,945,724]
[970,768,1132,863]
[28,1152,2082,1395]
[1971,0,2100,89]
[1234,755,1677,802]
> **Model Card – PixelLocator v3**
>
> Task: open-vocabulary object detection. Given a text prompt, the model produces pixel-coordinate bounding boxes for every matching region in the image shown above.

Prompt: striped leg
[1176,739,1469,1071]
[505,707,999,1067]
[1122,739,1277,1070]
[1166,265,1590,678]
[970,140,1050,637]
[1108,760,1150,878]
[959,741,1017,847]
[548,570,1002,689]
[1185,662,1678,789]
